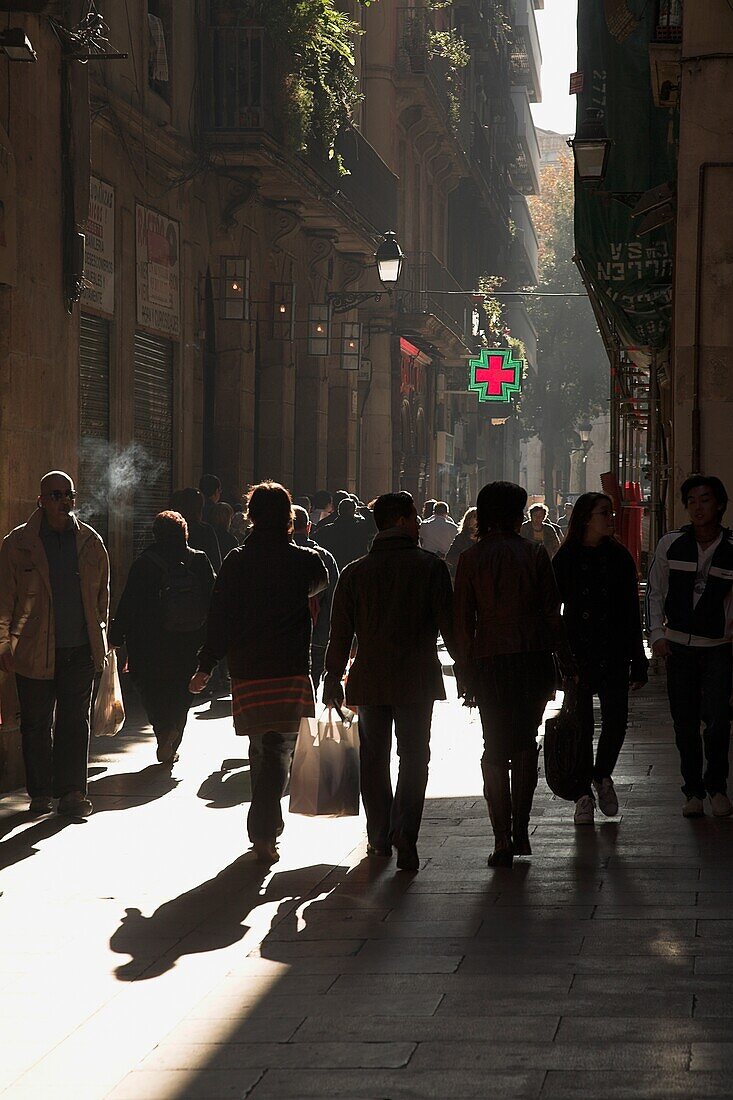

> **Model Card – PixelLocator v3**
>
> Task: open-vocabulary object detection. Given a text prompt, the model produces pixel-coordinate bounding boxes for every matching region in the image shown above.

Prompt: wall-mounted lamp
[222,257,250,320]
[0,28,37,62]
[272,282,295,341]
[308,304,331,356]
[329,231,405,314]
[567,108,612,186]
[340,322,362,371]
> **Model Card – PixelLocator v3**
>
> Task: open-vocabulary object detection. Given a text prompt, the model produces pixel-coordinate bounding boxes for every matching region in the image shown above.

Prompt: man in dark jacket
[647,474,733,818]
[323,491,456,872]
[293,506,339,689]
[171,488,222,573]
[315,497,372,570]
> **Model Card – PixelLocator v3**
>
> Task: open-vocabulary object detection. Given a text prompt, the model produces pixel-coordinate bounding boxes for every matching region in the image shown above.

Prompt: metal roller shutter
[79,313,110,541]
[133,331,173,558]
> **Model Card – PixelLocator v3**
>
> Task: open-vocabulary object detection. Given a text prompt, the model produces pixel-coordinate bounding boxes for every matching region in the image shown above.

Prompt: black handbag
[543,685,584,801]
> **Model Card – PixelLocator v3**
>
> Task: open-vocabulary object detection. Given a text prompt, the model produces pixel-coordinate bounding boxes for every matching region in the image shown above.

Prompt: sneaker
[682,796,705,818]
[28,796,53,815]
[710,792,733,817]
[574,794,595,826]
[57,791,93,817]
[593,777,619,817]
[156,734,178,764]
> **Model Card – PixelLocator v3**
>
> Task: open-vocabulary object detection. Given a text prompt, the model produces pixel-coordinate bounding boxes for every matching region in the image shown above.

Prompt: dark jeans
[133,674,192,753]
[357,702,434,850]
[311,644,326,692]
[16,644,95,799]
[666,643,732,798]
[247,731,298,842]
[572,665,630,800]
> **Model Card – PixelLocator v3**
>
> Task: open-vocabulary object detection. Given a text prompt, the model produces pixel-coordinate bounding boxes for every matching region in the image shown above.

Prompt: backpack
[147,550,209,633]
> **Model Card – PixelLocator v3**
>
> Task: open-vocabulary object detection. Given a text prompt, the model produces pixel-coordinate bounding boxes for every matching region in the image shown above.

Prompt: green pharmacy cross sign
[468,347,524,403]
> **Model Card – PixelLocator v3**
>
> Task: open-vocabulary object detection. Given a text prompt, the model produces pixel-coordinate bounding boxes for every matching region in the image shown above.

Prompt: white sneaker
[574,795,595,825]
[710,792,733,817]
[682,796,705,818]
[593,777,619,817]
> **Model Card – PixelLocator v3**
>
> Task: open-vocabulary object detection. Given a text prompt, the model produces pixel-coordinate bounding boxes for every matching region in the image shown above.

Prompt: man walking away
[190,482,328,863]
[199,474,222,525]
[0,471,109,816]
[172,488,222,573]
[309,491,333,528]
[422,499,437,521]
[292,506,339,688]
[314,497,372,570]
[323,492,456,872]
[420,501,458,558]
[647,475,733,818]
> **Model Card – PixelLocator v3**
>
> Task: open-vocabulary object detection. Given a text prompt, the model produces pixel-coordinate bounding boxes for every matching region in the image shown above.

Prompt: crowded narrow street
[2,664,733,1100]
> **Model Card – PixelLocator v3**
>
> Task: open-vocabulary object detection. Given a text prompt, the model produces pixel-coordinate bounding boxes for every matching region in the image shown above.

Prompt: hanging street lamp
[567,108,612,186]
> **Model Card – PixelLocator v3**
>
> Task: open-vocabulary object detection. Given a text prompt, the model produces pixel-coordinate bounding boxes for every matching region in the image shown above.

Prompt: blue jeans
[666,643,732,798]
[247,731,298,842]
[16,644,95,798]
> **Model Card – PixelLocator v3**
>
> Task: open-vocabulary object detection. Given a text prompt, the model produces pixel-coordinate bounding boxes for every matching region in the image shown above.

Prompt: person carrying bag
[290,706,360,817]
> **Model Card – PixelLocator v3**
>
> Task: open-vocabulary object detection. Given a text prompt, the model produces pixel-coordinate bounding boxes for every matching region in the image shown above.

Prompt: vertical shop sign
[82,177,115,315]
[136,203,181,338]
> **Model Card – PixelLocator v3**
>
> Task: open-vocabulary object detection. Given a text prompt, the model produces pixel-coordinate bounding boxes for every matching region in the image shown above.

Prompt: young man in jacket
[0,471,110,816]
[647,475,733,818]
[292,506,339,689]
[323,491,456,872]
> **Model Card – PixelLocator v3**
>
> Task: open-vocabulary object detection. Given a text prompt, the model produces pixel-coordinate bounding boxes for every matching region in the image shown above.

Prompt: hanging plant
[427,24,470,132]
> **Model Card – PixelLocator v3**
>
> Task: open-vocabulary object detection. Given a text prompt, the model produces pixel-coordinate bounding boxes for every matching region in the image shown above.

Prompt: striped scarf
[231,675,315,737]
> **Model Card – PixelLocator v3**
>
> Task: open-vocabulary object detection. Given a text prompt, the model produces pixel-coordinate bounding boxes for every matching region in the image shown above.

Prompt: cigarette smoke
[74,441,166,523]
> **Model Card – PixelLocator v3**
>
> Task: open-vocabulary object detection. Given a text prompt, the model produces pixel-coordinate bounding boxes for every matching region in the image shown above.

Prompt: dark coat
[109,543,215,679]
[324,532,456,705]
[197,529,328,679]
[214,526,239,563]
[454,531,569,673]
[552,537,648,683]
[187,520,222,573]
[294,534,339,648]
[445,529,475,577]
[314,514,373,570]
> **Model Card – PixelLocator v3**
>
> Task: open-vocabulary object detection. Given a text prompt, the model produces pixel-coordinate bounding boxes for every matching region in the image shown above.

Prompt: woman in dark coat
[454,482,573,868]
[552,492,648,826]
[109,511,215,765]
[445,507,477,579]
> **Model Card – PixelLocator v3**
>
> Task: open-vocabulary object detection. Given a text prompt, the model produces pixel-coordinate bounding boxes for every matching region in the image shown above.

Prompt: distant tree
[521,153,608,504]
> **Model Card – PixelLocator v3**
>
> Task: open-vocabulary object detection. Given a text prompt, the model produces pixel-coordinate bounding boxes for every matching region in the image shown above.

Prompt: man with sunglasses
[0,471,110,816]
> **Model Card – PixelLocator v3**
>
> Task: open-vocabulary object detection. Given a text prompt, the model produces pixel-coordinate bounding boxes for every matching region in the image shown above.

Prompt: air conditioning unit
[436,431,455,466]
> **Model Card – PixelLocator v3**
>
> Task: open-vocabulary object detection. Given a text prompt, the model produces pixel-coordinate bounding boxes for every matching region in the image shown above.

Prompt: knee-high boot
[511,747,539,856]
[482,760,513,867]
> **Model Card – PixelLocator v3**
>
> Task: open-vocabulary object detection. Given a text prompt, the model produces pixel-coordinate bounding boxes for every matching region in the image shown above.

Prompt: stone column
[359,320,395,501]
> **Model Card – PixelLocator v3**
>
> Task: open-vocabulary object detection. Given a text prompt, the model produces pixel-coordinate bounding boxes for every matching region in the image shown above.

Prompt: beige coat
[0,510,110,678]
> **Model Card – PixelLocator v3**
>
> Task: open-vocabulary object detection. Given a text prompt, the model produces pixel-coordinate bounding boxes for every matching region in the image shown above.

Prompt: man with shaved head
[0,471,109,816]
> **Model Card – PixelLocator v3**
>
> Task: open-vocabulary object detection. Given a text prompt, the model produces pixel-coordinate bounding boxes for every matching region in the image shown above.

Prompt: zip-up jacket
[646,525,733,647]
[0,509,110,677]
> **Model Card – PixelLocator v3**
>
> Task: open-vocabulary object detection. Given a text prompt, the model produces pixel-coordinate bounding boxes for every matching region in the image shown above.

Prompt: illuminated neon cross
[468,347,524,403]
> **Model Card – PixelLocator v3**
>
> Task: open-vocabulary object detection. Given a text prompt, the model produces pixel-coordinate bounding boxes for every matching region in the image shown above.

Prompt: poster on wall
[81,176,115,315]
[135,203,180,339]
[0,123,17,288]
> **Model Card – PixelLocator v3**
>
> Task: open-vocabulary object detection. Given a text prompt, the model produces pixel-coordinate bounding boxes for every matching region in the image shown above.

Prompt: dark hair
[422,498,437,519]
[153,510,188,544]
[476,482,527,536]
[246,481,293,535]
[373,491,414,531]
[312,490,332,510]
[434,501,449,516]
[459,507,477,534]
[338,498,357,519]
[171,487,203,525]
[198,474,221,498]
[680,475,728,517]
[210,501,233,531]
[292,505,310,532]
[294,495,312,513]
[529,503,549,518]
[563,492,613,546]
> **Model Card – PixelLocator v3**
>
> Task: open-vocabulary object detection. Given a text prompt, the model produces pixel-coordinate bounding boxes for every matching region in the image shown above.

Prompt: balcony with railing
[398,252,474,359]
[204,24,398,241]
[510,86,541,195]
[511,0,542,103]
[510,192,539,286]
[654,0,683,42]
[470,111,512,222]
[649,0,683,106]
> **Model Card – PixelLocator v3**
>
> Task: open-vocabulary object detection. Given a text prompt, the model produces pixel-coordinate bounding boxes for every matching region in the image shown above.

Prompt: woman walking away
[553,493,648,826]
[109,511,215,765]
[454,482,573,868]
[446,507,477,579]
[189,482,328,864]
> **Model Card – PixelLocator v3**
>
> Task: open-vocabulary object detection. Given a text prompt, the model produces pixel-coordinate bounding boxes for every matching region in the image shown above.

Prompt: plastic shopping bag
[92,650,125,737]
[289,708,360,817]
[543,685,584,801]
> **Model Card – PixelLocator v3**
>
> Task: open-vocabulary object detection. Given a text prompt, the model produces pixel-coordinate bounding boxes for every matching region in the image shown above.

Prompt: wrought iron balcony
[510,193,539,286]
[510,0,542,103]
[396,6,471,154]
[654,0,683,42]
[398,252,474,357]
[510,86,541,195]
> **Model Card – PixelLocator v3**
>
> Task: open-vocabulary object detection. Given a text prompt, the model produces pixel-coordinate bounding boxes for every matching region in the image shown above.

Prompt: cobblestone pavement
[2,666,733,1099]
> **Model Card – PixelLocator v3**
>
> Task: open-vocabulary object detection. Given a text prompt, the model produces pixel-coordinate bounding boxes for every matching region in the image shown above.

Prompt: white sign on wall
[81,176,115,315]
[135,203,180,339]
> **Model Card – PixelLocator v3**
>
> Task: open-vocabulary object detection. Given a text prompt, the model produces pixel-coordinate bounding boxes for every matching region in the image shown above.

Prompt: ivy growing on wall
[426,2,471,132]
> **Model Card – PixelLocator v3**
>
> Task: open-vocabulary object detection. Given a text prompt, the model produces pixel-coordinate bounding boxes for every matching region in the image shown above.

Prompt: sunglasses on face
[45,490,76,501]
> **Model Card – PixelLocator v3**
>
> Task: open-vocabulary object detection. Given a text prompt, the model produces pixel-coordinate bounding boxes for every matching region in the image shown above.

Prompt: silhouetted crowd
[1,469,731,871]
